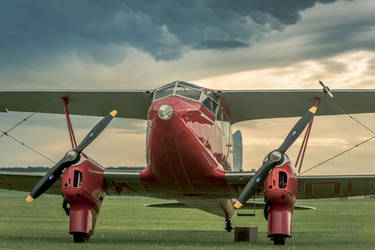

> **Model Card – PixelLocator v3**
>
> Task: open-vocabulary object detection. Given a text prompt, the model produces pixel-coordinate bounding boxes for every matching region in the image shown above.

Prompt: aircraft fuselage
[140,82,234,200]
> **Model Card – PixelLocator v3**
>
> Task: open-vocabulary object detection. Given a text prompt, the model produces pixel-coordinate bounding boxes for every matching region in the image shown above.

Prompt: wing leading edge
[218,89,375,123]
[0,90,152,120]
[225,172,375,199]
[0,170,147,196]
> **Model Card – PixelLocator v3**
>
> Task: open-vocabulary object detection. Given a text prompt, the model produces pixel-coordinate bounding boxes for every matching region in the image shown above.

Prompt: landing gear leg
[272,234,286,245]
[263,199,271,221]
[225,218,233,232]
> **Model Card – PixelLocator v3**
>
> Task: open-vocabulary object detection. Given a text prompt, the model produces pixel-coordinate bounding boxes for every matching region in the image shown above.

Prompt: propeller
[234,105,318,209]
[26,110,118,202]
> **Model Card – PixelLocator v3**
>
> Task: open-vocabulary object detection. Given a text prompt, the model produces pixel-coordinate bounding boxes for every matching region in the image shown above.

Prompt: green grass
[0,190,374,249]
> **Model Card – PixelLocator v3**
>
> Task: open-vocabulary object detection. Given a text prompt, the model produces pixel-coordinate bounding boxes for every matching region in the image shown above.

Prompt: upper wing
[217,89,375,123]
[2,89,375,122]
[0,90,153,119]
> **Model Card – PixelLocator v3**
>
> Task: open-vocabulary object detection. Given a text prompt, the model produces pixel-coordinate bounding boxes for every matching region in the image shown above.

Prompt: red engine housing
[61,160,106,236]
[263,158,298,238]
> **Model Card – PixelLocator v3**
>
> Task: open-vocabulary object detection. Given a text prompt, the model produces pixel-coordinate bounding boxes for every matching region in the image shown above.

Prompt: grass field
[0,190,374,249]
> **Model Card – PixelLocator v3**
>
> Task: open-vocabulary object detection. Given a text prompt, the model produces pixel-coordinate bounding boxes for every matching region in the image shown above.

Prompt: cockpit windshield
[153,81,221,116]
[153,83,175,100]
[154,81,202,101]
[175,84,201,101]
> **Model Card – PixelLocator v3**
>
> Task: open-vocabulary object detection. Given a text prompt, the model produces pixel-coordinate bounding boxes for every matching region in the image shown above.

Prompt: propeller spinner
[26,110,118,202]
[234,105,318,209]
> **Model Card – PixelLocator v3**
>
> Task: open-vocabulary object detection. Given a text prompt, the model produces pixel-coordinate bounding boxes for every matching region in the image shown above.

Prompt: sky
[0,0,375,175]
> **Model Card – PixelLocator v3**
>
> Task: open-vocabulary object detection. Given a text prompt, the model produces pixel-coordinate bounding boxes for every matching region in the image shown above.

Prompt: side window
[216,107,223,128]
[202,93,218,114]
[208,92,220,103]
[222,113,230,138]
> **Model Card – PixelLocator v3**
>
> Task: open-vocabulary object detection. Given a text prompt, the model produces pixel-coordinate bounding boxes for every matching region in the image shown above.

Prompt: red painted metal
[296,97,320,173]
[263,158,298,238]
[62,98,78,149]
[140,95,231,199]
[61,160,106,235]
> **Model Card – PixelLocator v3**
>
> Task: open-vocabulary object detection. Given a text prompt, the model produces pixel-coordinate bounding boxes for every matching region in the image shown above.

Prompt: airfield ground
[0,190,374,249]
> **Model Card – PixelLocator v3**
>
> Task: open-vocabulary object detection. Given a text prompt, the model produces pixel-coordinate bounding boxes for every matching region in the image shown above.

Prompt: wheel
[272,235,286,245]
[73,232,90,243]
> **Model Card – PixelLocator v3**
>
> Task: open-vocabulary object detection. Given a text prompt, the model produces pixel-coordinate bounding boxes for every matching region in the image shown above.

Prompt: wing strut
[295,97,320,174]
[62,98,78,149]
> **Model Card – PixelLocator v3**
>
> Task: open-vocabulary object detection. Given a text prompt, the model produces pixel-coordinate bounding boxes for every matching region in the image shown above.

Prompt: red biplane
[1,81,375,245]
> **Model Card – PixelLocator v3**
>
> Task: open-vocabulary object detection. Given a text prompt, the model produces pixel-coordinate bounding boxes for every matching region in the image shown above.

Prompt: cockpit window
[202,93,218,114]
[208,92,220,103]
[175,84,201,101]
[154,84,175,100]
[153,82,222,117]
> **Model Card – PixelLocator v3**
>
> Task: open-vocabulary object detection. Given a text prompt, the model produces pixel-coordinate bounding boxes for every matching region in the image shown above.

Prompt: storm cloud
[0,0,336,67]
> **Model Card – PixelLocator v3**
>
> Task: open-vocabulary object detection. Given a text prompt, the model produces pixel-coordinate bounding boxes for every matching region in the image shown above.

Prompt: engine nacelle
[61,160,106,237]
[263,156,298,243]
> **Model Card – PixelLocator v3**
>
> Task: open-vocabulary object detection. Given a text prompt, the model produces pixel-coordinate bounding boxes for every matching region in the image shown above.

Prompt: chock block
[234,226,258,243]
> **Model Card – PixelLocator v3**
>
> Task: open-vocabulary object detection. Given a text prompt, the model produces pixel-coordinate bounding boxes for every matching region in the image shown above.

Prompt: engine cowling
[61,160,106,239]
[263,155,298,244]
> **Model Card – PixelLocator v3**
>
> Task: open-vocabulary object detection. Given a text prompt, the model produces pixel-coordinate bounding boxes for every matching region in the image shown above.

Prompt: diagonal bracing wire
[0,97,58,139]
[0,129,56,164]
[301,135,375,175]
[0,97,58,164]
[301,97,375,175]
[329,101,375,135]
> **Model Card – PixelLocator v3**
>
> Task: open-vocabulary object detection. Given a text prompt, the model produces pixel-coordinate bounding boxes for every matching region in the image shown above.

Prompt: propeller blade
[234,105,318,209]
[26,110,118,202]
[75,110,118,153]
[278,106,317,153]
[234,159,275,208]
[26,150,80,202]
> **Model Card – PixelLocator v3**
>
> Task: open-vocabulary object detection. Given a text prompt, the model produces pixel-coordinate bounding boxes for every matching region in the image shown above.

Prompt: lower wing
[0,170,147,196]
[1,171,374,199]
[226,172,375,199]
[297,175,375,199]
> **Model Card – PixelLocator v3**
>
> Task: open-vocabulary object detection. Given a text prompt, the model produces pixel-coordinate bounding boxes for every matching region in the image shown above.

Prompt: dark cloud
[0,0,336,67]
